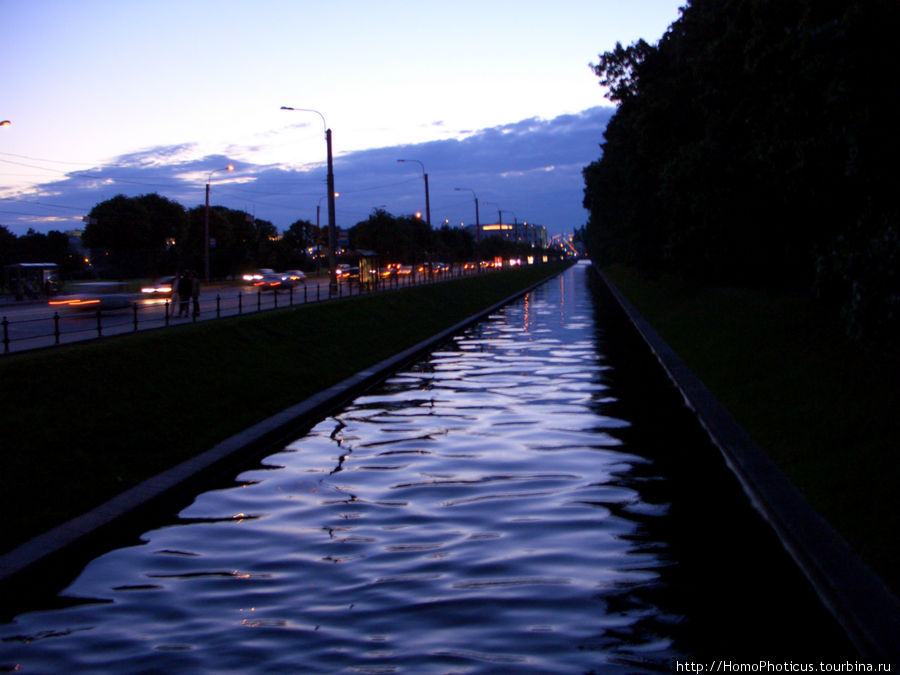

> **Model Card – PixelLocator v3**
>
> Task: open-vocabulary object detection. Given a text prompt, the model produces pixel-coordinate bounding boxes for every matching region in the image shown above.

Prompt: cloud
[0,106,615,237]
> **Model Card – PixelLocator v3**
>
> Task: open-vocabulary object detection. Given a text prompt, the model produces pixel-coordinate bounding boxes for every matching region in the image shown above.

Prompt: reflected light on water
[0,262,852,672]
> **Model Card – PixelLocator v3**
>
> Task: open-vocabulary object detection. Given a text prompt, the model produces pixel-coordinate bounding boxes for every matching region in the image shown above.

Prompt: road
[1,277,349,354]
[1,272,456,354]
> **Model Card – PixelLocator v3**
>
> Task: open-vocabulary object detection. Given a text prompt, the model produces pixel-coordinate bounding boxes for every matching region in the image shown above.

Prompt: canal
[0,262,851,672]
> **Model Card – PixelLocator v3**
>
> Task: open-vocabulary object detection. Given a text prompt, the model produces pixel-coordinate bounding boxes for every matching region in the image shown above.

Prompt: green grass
[603,264,900,595]
[0,264,569,554]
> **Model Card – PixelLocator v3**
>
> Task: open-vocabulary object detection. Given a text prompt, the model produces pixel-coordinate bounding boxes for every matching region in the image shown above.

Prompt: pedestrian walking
[170,271,182,318]
[177,271,193,318]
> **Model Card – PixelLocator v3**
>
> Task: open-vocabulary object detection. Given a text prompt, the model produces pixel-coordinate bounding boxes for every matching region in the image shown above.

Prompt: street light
[454,187,480,243]
[205,164,234,282]
[315,192,339,274]
[281,105,338,294]
[0,120,10,127]
[397,159,430,227]
[502,209,519,241]
[317,192,339,230]
[484,201,503,239]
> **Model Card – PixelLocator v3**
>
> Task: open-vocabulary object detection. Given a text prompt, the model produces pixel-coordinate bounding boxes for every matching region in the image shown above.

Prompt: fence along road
[1,268,480,355]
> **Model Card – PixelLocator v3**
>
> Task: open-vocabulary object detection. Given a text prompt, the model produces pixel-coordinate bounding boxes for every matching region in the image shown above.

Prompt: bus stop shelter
[3,263,59,300]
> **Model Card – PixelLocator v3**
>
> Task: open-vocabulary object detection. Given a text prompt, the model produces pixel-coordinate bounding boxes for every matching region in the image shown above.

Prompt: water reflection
[0,262,850,672]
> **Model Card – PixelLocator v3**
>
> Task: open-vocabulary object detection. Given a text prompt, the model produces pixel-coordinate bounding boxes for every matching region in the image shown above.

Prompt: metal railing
[1,266,489,355]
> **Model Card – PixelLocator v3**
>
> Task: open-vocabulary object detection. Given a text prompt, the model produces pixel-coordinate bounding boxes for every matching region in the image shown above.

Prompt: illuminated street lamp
[281,105,338,294]
[397,159,430,227]
[205,164,234,281]
[0,120,10,127]
[454,187,480,243]
[317,192,339,230]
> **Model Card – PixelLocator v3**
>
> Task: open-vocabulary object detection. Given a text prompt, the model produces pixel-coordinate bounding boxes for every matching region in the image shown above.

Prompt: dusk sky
[1,1,685,238]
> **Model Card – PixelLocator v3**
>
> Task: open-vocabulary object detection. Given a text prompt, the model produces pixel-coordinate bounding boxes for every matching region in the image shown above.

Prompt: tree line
[582,0,899,343]
[2,194,543,283]
[347,208,534,264]
[0,194,316,282]
[1,227,79,278]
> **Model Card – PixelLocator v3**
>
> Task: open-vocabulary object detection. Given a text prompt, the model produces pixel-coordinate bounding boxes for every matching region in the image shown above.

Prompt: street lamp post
[485,201,503,239]
[205,164,234,282]
[454,187,480,243]
[397,159,430,227]
[501,210,519,241]
[281,106,338,294]
[317,191,339,234]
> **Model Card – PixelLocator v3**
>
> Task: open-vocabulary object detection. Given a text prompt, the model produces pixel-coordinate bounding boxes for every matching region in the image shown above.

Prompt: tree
[583,0,900,341]
[83,193,187,277]
[434,225,474,262]
[12,229,73,266]
[349,209,434,263]
[589,39,655,103]
[0,225,16,267]
[279,219,318,270]
[185,206,274,278]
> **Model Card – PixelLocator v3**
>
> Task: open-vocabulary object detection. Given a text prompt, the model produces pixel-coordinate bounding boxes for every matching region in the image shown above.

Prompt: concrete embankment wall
[595,268,900,663]
[0,268,565,606]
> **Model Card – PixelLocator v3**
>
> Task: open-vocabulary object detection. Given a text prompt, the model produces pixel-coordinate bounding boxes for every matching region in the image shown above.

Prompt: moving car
[241,268,276,283]
[336,265,359,282]
[248,271,290,292]
[49,282,137,312]
[140,275,176,298]
[417,262,448,275]
[283,270,307,283]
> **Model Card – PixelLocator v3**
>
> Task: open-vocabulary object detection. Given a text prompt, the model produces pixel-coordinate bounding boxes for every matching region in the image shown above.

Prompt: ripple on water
[0,264,690,673]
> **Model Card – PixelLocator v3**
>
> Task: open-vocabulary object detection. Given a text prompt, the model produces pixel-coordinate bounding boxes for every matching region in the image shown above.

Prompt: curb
[0,270,562,586]
[597,269,900,663]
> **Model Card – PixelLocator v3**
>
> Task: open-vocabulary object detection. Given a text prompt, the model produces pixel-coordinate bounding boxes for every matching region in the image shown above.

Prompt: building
[549,233,583,257]
[464,222,548,248]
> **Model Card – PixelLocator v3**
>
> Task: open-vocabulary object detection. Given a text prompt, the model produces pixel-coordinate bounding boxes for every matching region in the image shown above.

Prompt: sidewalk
[0,282,236,308]
[0,293,44,308]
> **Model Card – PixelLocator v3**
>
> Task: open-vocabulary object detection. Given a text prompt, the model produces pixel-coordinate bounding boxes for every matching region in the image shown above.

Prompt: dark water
[0,262,851,672]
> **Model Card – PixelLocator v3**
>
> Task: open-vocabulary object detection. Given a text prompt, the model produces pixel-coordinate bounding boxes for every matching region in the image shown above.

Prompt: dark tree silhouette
[583,0,900,342]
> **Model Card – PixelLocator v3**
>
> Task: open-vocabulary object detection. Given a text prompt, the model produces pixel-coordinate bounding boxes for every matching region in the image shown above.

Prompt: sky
[1,0,685,239]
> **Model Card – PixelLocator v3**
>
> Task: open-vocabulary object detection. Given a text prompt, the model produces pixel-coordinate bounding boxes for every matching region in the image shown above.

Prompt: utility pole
[398,159,431,227]
[455,187,480,243]
[326,128,337,295]
[204,165,233,282]
[475,197,480,243]
[281,107,337,294]
[423,172,431,227]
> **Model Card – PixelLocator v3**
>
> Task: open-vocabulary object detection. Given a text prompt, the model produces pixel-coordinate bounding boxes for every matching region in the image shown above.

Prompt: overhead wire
[0,147,487,232]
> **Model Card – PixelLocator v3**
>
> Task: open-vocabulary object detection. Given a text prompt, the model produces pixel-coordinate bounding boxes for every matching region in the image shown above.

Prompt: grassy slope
[0,265,568,553]
[603,264,899,595]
